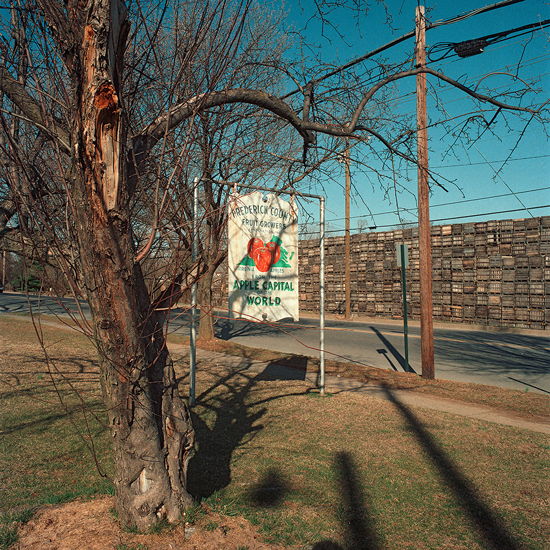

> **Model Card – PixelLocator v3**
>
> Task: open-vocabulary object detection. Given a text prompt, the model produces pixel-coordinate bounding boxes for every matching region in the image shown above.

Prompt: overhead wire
[293,2,547,107]
[316,186,550,227]
[391,204,550,229]
[371,52,550,114]
[301,203,550,237]
[321,37,550,109]
[243,2,549,236]
[281,0,529,100]
[427,18,550,62]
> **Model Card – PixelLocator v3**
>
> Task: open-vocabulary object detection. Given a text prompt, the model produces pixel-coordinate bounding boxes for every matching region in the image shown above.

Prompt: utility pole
[344,138,351,319]
[416,5,435,379]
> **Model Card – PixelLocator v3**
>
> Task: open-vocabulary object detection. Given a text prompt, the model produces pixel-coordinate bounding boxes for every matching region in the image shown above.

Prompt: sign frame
[228,191,299,322]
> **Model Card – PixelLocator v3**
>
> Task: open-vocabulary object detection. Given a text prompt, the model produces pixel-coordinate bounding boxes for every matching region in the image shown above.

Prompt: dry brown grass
[1,314,549,550]
[193,337,550,421]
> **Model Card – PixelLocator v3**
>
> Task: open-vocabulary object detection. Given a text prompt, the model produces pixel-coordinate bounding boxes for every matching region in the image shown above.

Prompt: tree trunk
[70,0,194,528]
[197,268,216,341]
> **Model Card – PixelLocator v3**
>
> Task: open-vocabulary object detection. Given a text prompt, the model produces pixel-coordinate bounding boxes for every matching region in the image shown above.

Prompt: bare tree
[0,0,546,528]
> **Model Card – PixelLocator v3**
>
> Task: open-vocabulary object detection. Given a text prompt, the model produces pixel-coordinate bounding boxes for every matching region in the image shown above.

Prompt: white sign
[228,191,299,321]
[396,243,409,267]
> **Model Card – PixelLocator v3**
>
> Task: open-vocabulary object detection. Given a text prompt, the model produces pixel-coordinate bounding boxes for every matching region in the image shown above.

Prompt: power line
[316,43,550,111]
[301,203,550,236]
[429,0,526,28]
[423,186,550,211]
[320,186,550,226]
[378,53,550,113]
[431,154,550,170]
[426,204,550,226]
[428,18,550,62]
[283,0,528,100]
[353,154,550,174]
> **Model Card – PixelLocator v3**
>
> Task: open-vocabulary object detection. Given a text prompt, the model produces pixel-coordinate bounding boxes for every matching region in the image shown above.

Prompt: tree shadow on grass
[382,384,523,550]
[186,359,312,499]
[0,402,104,435]
[311,393,523,550]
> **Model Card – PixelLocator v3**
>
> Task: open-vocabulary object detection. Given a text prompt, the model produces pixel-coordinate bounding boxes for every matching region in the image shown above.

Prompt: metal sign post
[189,177,199,406]
[319,196,325,395]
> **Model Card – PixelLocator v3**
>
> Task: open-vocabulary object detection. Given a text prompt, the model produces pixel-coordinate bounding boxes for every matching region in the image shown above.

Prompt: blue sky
[279,1,550,234]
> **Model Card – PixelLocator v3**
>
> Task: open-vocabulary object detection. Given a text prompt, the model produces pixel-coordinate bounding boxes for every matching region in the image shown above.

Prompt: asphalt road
[209,313,550,396]
[1,292,549,395]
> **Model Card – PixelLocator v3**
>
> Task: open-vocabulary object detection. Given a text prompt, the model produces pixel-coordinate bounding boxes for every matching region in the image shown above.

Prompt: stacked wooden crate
[298,216,549,329]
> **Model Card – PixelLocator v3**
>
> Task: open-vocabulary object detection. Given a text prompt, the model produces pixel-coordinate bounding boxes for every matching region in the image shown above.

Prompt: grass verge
[0,315,114,516]
[1,314,549,549]
[178,354,549,549]
[189,335,550,420]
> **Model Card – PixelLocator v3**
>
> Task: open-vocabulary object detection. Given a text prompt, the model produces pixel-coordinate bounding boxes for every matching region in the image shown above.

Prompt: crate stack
[298,216,549,329]
[298,237,321,311]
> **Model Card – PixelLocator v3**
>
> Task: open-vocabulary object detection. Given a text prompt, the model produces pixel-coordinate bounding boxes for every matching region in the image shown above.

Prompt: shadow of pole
[507,376,550,395]
[376,348,398,372]
[312,452,383,550]
[370,327,416,374]
[336,451,384,550]
[382,385,522,550]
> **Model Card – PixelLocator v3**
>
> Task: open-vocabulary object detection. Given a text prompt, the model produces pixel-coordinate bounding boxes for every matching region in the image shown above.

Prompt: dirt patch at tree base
[15,497,294,550]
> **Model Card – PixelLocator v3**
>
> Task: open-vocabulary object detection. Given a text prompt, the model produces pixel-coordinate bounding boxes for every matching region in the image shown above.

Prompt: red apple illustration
[253,245,273,272]
[247,237,263,258]
[266,241,281,264]
[266,235,282,265]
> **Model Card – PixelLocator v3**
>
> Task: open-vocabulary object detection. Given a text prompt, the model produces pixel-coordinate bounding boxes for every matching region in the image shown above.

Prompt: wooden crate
[464,306,475,318]
[515,308,529,321]
[475,306,488,318]
[502,308,515,320]
[530,295,545,308]
[531,282,545,295]
[530,309,545,322]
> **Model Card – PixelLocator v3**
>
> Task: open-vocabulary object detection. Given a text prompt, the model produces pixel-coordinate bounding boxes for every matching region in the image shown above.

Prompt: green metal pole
[400,245,410,373]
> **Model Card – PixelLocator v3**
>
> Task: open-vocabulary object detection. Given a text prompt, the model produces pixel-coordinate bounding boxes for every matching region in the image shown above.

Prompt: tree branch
[0,67,71,153]
[348,67,543,132]
[136,88,315,153]
[35,0,77,61]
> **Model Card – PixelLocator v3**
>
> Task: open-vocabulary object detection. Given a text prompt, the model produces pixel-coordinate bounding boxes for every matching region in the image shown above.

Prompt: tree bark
[66,0,194,528]
[197,267,216,341]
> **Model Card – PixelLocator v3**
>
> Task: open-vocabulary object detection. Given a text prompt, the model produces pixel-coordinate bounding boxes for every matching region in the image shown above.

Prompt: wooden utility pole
[416,5,435,379]
[344,138,351,319]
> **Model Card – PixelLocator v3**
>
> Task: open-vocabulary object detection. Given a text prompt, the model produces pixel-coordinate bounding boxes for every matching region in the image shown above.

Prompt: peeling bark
[60,0,194,528]
[94,82,121,211]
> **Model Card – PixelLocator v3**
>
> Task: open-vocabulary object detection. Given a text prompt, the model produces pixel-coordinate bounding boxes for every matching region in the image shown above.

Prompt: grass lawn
[1,314,549,549]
